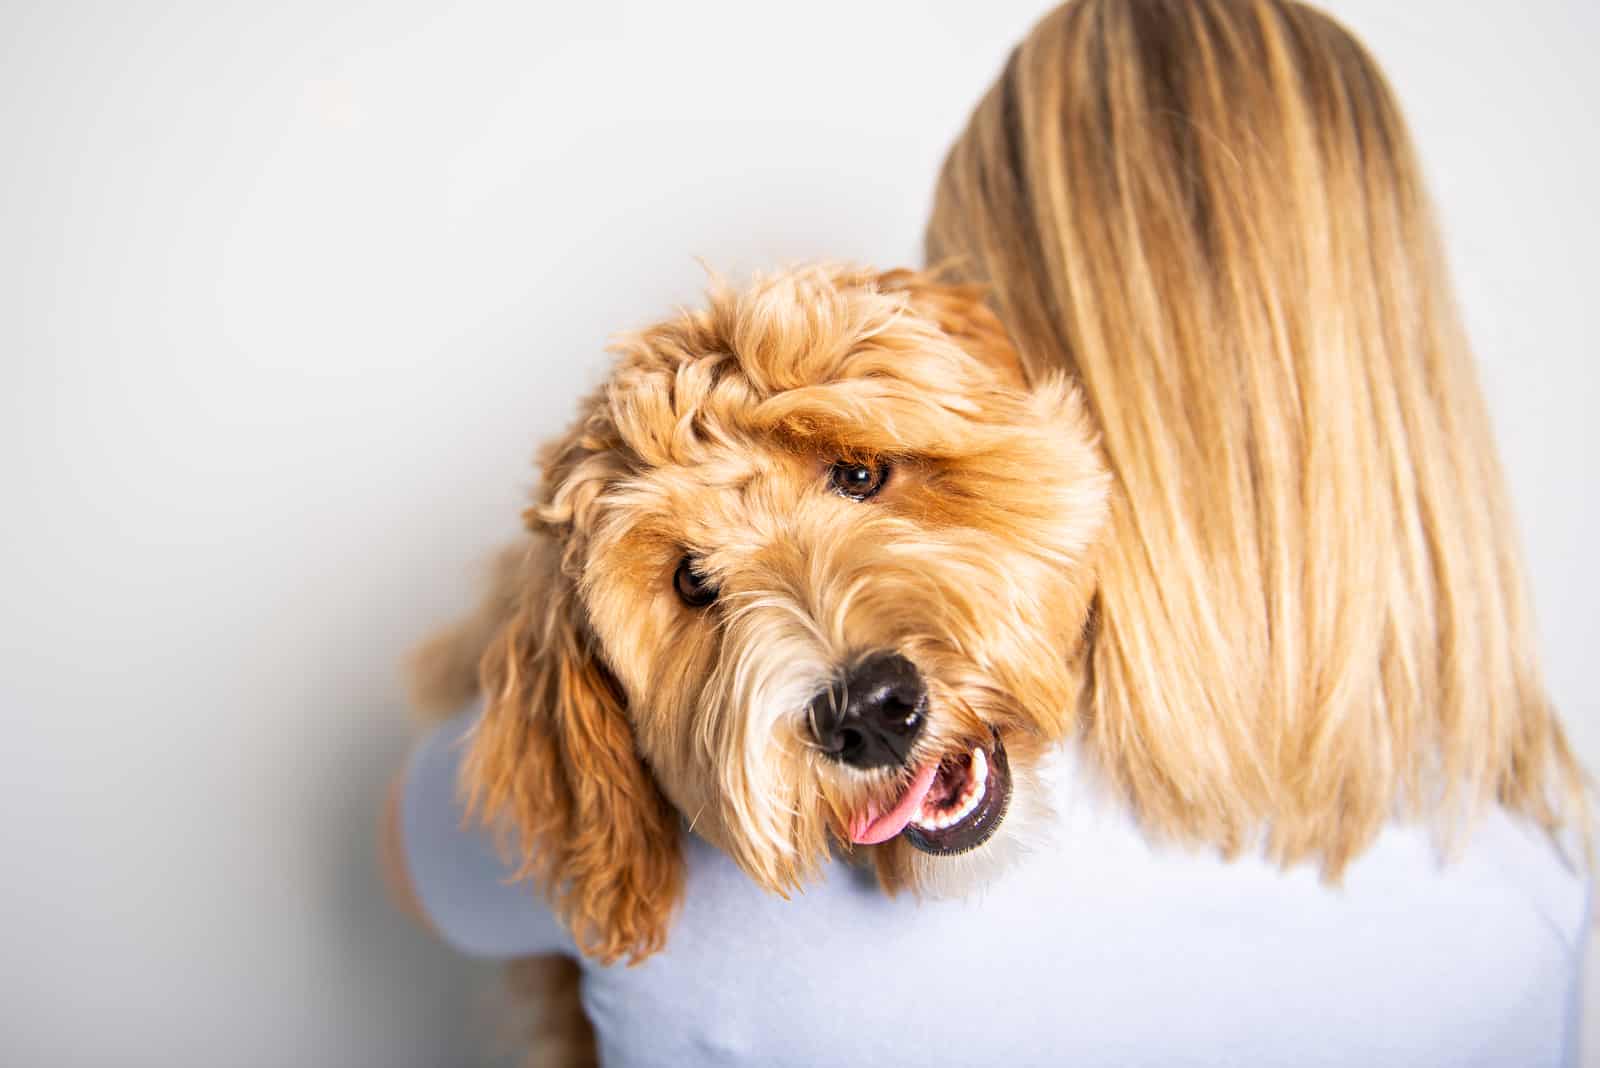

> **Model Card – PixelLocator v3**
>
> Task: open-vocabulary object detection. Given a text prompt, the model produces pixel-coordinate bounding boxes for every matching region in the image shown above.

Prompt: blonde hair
[927,0,1585,871]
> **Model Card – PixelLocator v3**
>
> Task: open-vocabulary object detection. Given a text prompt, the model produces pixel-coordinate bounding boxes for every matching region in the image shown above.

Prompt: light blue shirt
[404,711,1589,1066]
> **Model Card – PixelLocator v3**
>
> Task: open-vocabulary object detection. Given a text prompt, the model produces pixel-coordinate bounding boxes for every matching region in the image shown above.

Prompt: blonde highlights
[927,0,1585,871]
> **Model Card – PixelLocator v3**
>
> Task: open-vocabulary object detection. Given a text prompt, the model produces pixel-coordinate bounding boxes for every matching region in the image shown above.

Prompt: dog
[411,263,1110,966]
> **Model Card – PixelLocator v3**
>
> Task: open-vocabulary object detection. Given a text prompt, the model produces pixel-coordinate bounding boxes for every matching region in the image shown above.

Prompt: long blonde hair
[927,0,1585,872]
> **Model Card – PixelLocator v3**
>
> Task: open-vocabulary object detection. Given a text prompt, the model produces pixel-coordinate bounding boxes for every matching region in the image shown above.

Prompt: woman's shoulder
[400,709,576,959]
[587,749,1588,1067]
[402,713,1586,1066]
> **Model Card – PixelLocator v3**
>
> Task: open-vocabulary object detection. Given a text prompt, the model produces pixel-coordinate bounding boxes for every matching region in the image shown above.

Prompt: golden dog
[413,265,1109,964]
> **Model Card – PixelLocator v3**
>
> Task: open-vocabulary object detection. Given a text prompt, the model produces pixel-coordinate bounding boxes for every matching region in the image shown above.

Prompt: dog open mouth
[847,735,1011,856]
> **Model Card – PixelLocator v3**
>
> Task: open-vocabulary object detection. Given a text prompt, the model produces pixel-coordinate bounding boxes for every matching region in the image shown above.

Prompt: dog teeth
[912,746,988,831]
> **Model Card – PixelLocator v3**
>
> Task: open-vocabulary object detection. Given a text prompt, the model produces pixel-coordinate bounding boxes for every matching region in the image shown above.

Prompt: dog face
[466,266,1107,962]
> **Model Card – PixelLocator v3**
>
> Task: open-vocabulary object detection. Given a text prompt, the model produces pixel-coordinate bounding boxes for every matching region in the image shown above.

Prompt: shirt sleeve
[400,709,575,959]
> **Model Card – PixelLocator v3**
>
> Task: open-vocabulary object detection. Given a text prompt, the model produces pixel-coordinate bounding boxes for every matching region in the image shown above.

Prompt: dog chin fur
[902,760,1057,900]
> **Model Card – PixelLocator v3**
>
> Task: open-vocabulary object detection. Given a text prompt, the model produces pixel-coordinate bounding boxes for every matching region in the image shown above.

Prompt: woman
[926,0,1585,875]
[385,1,1589,1063]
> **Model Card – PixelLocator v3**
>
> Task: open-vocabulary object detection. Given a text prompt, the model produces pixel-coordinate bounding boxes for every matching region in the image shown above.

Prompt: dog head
[467,266,1108,962]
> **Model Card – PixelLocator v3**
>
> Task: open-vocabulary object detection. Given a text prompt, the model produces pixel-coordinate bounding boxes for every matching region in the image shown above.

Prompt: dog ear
[463,537,684,965]
[875,268,1029,389]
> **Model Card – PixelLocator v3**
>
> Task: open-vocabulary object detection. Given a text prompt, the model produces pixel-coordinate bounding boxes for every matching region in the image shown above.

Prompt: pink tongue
[848,762,940,845]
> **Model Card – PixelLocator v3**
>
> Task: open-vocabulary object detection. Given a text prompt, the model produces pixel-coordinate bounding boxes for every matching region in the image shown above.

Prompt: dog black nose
[808,652,926,769]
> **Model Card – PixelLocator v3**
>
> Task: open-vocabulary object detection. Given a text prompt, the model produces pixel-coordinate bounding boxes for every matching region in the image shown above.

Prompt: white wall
[2,2,1594,1064]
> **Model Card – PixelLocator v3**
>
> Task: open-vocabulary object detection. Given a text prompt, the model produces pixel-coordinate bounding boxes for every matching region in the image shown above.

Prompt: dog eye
[673,556,718,608]
[828,460,890,500]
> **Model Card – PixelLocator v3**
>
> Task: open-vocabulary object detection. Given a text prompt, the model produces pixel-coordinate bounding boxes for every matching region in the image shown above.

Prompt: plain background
[2,1,1595,1064]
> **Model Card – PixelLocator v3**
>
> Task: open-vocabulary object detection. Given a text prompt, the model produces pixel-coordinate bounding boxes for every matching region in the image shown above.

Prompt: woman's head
[928,0,1584,869]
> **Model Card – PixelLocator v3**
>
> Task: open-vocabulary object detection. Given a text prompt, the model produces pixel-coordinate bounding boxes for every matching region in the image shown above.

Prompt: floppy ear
[463,536,684,964]
[876,268,1029,389]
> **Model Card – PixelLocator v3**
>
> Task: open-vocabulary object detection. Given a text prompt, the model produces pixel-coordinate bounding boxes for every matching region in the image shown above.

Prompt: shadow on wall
[318,707,505,1067]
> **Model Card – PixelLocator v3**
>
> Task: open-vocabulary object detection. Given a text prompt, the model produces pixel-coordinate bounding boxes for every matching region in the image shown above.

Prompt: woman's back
[406,713,1587,1067]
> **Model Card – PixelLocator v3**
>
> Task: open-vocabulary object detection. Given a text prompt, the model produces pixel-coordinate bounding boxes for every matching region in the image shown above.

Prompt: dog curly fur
[411,265,1110,964]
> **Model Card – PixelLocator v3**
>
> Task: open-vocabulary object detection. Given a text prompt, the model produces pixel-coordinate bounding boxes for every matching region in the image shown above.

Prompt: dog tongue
[848,762,940,845]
